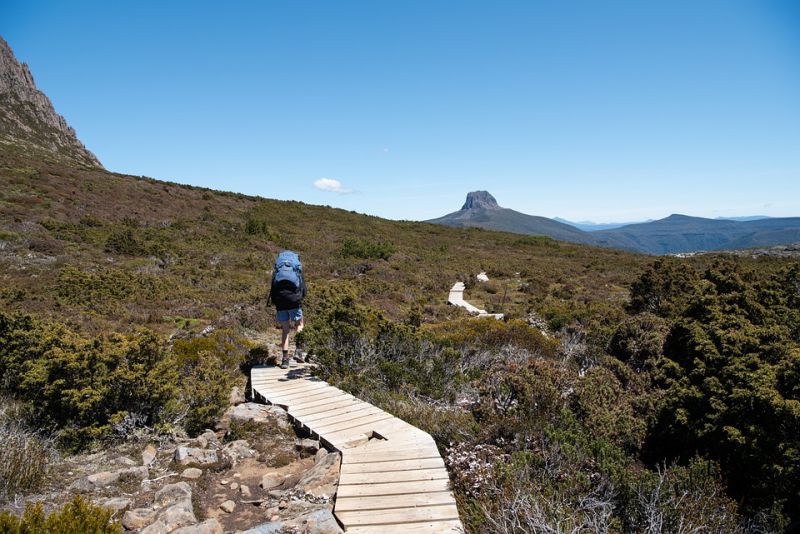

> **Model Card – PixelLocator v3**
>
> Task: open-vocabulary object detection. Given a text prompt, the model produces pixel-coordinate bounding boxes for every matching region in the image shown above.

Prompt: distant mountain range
[555,215,771,232]
[428,192,800,255]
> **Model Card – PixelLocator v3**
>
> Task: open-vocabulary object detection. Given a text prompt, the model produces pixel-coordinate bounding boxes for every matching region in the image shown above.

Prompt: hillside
[429,192,800,255]
[427,191,601,246]
[2,36,799,533]
[595,214,800,254]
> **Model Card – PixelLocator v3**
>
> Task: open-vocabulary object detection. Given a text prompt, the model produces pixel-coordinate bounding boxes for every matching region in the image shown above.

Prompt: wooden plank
[252,379,328,393]
[336,504,459,525]
[334,490,456,512]
[339,467,450,485]
[301,405,383,428]
[286,392,352,411]
[341,447,442,464]
[335,478,451,498]
[326,418,414,443]
[289,397,363,417]
[270,388,344,404]
[313,412,395,435]
[344,520,463,534]
[299,402,376,424]
[341,457,445,475]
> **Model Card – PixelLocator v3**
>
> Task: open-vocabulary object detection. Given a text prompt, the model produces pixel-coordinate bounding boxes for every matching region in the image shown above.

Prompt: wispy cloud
[313,177,354,194]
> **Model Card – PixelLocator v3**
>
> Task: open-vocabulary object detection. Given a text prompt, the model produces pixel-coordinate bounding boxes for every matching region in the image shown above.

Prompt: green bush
[340,237,396,260]
[172,330,249,435]
[0,313,177,450]
[104,227,144,255]
[0,496,120,533]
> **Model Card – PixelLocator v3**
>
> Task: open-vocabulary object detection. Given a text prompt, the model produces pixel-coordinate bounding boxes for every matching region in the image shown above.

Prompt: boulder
[181,468,203,480]
[122,508,158,530]
[196,429,219,449]
[286,509,343,534]
[172,519,224,534]
[220,500,236,513]
[114,456,137,467]
[68,477,95,493]
[240,523,284,534]
[228,402,289,429]
[239,484,252,498]
[99,497,131,512]
[222,439,255,463]
[118,465,149,480]
[260,473,285,490]
[140,520,169,534]
[296,452,341,498]
[174,446,218,466]
[87,471,120,487]
[230,385,245,405]
[142,444,158,466]
[314,448,328,463]
[154,481,193,508]
[157,502,196,531]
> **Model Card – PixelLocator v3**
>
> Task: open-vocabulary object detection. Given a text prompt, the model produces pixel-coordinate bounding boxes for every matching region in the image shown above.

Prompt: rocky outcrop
[461,190,500,210]
[0,36,101,167]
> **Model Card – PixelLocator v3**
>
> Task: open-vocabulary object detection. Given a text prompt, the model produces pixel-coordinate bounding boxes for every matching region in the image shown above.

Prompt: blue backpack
[269,251,305,309]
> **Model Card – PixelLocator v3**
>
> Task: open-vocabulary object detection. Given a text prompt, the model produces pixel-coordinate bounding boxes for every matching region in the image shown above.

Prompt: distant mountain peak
[462,191,500,210]
[0,36,101,167]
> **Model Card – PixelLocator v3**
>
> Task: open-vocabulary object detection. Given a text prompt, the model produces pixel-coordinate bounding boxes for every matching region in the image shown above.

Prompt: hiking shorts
[276,308,303,323]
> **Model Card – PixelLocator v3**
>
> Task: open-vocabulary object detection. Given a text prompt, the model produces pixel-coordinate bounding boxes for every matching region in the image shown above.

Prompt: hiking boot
[294,347,306,363]
[280,355,290,369]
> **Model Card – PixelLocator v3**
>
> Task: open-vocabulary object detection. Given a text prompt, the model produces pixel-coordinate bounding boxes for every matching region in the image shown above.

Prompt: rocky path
[251,364,463,533]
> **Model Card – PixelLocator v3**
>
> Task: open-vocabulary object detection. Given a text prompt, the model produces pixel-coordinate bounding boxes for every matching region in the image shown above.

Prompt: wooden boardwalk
[251,364,464,533]
[448,282,503,320]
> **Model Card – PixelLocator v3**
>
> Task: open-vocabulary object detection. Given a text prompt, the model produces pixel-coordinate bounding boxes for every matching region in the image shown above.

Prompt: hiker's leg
[296,317,304,334]
[281,321,291,352]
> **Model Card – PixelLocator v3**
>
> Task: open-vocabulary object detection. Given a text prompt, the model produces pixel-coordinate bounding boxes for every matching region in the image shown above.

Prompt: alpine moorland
[1,34,799,533]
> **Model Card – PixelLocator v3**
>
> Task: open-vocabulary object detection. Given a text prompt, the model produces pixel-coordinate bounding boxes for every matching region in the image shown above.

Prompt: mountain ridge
[0,36,101,168]
[428,192,800,255]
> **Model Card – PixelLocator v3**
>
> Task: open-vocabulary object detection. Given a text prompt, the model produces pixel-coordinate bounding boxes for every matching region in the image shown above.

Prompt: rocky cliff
[0,36,101,167]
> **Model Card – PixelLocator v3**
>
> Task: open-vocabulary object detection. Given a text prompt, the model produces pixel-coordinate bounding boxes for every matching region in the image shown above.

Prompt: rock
[114,456,137,467]
[142,444,158,466]
[0,38,103,167]
[196,429,218,449]
[68,477,95,493]
[230,482,239,491]
[260,473,285,490]
[286,509,344,534]
[296,452,341,498]
[172,519,224,534]
[229,385,245,405]
[314,448,328,463]
[219,479,229,486]
[140,520,169,534]
[154,481,193,507]
[240,523,284,534]
[296,438,319,454]
[462,190,500,210]
[122,508,158,530]
[181,467,203,480]
[220,500,236,513]
[87,471,120,487]
[268,489,285,499]
[233,472,241,479]
[174,446,219,466]
[228,402,289,428]
[240,484,252,498]
[100,497,131,512]
[223,440,255,463]
[118,465,149,480]
[158,502,196,531]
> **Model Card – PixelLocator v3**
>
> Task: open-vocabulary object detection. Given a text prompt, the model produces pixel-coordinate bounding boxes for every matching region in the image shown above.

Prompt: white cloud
[313,177,353,194]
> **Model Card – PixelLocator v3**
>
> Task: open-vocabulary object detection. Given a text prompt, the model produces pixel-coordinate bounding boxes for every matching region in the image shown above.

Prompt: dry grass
[0,400,58,501]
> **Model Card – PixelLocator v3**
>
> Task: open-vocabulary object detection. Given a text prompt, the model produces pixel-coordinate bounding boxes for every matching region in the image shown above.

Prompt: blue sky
[3,1,799,222]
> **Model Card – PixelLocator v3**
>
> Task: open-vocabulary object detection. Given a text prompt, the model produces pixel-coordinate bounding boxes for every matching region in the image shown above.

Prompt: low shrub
[0,401,57,501]
[0,496,120,533]
[340,237,396,260]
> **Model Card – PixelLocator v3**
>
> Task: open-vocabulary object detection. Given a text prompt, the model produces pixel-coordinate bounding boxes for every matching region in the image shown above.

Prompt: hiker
[268,250,307,369]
